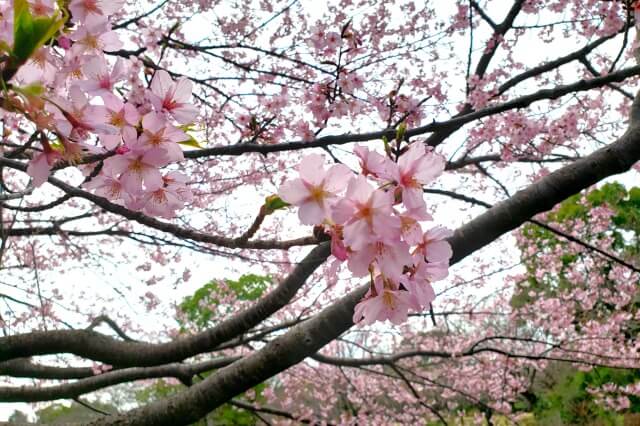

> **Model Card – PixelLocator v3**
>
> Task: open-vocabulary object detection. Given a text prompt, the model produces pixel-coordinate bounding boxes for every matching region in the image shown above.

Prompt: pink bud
[330,232,348,261]
[58,36,72,50]
[115,145,131,155]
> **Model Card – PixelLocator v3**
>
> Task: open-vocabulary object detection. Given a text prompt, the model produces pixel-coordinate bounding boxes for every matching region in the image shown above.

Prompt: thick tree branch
[425,189,640,273]
[472,0,525,80]
[0,357,239,402]
[0,243,330,367]
[87,316,136,342]
[0,358,94,380]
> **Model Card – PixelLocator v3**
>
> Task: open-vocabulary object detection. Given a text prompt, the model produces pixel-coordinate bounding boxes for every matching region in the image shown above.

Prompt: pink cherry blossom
[307,25,326,51]
[137,112,187,162]
[327,225,348,261]
[353,276,412,325]
[15,47,56,85]
[162,171,193,205]
[278,154,352,225]
[134,175,189,218]
[354,144,390,178]
[4,0,637,420]
[0,2,12,47]
[83,169,132,205]
[414,259,450,282]
[68,0,124,23]
[398,208,432,246]
[293,120,315,142]
[383,142,445,212]
[338,70,364,93]
[148,70,199,124]
[58,53,87,83]
[416,226,453,263]
[69,18,122,54]
[59,138,99,164]
[52,86,115,140]
[26,139,63,187]
[57,35,72,50]
[324,31,341,54]
[28,0,55,16]
[332,176,400,249]
[347,239,412,281]
[98,97,140,150]
[77,57,126,99]
[105,147,169,194]
[404,276,436,311]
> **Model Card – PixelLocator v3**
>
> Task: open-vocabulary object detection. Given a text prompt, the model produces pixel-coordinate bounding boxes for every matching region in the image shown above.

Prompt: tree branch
[0,244,330,367]
[0,357,239,402]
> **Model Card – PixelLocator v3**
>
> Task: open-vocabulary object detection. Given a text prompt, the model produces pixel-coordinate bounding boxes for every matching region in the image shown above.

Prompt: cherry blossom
[69,18,122,54]
[354,144,390,178]
[0,2,12,47]
[98,96,140,150]
[278,154,352,225]
[137,112,187,162]
[416,226,454,263]
[105,147,169,194]
[382,143,445,212]
[3,1,640,422]
[26,139,62,186]
[68,0,124,23]
[353,275,412,325]
[28,0,55,16]
[148,70,199,124]
[133,183,186,218]
[332,175,400,249]
[49,86,114,140]
[83,169,132,205]
[76,57,127,100]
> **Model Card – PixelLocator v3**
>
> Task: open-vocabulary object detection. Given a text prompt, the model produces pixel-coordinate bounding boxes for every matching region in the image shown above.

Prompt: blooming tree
[1,0,640,423]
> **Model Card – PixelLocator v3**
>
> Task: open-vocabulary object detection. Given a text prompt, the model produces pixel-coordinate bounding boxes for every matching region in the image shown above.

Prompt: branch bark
[0,357,239,403]
[0,243,330,367]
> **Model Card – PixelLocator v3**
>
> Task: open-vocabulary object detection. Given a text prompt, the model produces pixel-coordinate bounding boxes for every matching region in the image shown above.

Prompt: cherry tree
[1,0,640,423]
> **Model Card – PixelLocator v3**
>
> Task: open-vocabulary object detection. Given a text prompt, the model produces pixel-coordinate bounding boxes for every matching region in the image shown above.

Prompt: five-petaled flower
[278,154,352,225]
[148,70,199,124]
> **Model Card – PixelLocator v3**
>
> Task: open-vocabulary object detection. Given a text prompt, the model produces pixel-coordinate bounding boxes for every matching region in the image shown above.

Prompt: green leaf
[178,134,204,149]
[629,187,640,205]
[177,274,271,330]
[13,82,45,97]
[0,40,11,55]
[263,195,289,214]
[135,378,183,404]
[396,121,407,142]
[177,123,196,131]
[226,274,271,301]
[12,0,64,63]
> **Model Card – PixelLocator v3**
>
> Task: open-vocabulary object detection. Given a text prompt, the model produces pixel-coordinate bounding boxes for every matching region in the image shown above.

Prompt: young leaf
[13,82,45,97]
[12,0,64,63]
[263,195,289,214]
[177,134,204,149]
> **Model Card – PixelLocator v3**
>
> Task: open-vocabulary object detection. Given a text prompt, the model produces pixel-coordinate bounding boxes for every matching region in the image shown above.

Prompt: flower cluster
[279,142,451,325]
[3,0,196,218]
[307,23,361,56]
